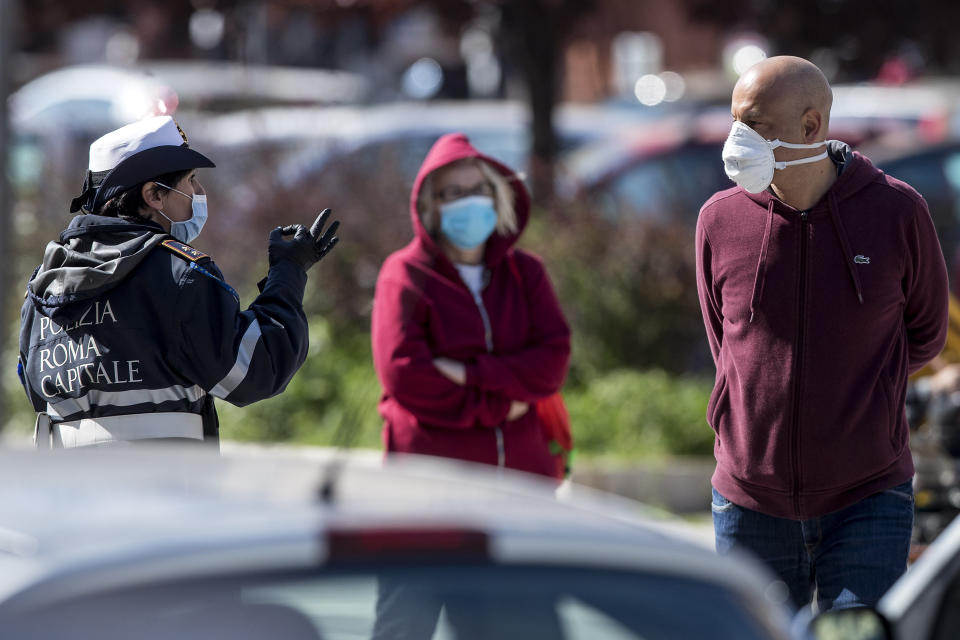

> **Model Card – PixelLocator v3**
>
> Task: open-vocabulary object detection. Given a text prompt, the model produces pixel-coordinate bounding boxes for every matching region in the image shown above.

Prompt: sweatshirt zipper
[791,210,809,518]
[469,284,505,469]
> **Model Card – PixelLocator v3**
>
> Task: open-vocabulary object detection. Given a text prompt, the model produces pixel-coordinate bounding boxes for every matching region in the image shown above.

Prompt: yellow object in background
[913,293,960,379]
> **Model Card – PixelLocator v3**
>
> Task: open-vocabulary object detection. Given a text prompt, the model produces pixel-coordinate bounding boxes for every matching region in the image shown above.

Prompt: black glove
[268,209,340,272]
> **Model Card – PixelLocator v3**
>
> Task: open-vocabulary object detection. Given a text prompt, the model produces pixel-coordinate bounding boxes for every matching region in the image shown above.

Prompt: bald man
[696,56,948,611]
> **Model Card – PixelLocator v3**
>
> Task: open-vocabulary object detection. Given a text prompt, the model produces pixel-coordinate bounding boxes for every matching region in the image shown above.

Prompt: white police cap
[71,115,215,213]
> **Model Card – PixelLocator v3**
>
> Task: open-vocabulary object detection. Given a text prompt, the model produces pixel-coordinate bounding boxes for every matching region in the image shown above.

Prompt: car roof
[193,100,645,191]
[135,60,371,108]
[561,84,950,195]
[196,100,642,149]
[0,447,783,620]
[10,63,370,126]
[830,82,954,123]
[9,64,168,134]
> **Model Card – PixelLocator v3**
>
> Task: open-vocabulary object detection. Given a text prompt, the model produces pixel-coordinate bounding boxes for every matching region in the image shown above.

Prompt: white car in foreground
[0,446,799,640]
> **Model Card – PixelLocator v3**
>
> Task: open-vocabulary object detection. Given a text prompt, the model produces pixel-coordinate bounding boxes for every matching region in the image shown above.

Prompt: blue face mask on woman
[439,195,498,250]
[154,182,208,244]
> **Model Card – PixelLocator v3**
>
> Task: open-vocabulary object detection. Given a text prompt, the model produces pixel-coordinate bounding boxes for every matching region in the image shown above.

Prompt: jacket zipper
[791,210,809,518]
[469,284,505,468]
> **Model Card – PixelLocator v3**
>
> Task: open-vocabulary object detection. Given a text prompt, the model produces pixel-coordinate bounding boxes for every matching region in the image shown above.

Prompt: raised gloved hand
[268,209,340,271]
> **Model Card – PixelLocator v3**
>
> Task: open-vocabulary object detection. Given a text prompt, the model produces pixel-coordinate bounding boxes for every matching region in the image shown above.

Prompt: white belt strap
[51,413,204,448]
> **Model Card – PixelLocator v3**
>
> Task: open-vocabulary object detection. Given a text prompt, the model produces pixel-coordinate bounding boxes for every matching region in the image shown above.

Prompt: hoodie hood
[739,141,880,319]
[409,133,531,267]
[739,140,877,210]
[26,215,167,315]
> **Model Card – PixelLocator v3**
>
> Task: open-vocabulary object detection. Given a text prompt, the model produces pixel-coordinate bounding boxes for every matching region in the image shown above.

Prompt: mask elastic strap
[774,151,829,170]
[155,209,175,225]
[770,139,827,150]
[154,181,193,201]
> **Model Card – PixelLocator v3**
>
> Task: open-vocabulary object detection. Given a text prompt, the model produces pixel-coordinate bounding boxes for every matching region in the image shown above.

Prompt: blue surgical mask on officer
[439,195,498,250]
[154,182,208,244]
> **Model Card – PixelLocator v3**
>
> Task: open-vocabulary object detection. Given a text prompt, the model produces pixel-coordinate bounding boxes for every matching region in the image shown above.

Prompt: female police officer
[18,115,339,448]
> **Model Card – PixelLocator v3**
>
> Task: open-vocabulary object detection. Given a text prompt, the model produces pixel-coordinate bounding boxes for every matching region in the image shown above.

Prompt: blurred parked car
[136,60,371,111]
[0,447,797,640]
[561,82,958,226]
[186,100,642,288]
[9,65,173,137]
[560,107,941,226]
[196,99,642,191]
[8,65,175,204]
[7,62,369,219]
[10,62,371,131]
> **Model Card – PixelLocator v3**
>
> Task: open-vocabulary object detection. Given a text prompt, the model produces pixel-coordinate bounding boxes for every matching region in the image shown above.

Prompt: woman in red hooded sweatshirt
[371,132,571,480]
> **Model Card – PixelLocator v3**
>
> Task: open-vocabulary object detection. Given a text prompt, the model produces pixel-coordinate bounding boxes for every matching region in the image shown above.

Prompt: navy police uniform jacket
[18,214,310,444]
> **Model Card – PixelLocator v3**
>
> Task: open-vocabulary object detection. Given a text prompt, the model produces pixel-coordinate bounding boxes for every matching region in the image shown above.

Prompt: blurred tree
[497,0,596,203]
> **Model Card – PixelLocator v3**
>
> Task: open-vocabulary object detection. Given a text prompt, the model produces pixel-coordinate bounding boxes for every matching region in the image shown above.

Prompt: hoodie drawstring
[749,199,775,323]
[828,190,864,305]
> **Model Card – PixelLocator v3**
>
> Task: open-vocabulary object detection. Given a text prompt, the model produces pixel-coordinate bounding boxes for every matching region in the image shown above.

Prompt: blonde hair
[418,158,519,237]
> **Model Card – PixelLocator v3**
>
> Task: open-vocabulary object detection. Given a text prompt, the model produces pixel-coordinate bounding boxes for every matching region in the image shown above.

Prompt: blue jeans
[712,481,914,612]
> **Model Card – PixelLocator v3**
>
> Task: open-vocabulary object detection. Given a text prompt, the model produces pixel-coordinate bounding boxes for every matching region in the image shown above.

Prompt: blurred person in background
[696,56,948,611]
[371,132,570,477]
[18,115,339,449]
[370,133,570,638]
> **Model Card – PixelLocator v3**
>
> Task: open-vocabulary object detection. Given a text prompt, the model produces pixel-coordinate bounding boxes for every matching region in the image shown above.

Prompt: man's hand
[433,358,466,385]
[268,209,340,272]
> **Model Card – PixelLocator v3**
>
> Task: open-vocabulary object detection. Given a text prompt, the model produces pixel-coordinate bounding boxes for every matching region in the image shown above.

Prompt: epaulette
[161,239,209,263]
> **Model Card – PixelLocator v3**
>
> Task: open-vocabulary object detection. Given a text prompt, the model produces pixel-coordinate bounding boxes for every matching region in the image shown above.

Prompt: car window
[24,99,122,132]
[0,565,779,640]
[597,143,728,224]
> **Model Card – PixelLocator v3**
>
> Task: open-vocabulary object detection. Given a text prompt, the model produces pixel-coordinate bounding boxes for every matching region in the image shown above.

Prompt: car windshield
[1,564,777,640]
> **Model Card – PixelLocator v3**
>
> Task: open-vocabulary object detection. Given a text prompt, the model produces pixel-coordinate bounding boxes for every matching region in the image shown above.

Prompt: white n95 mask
[722,121,828,193]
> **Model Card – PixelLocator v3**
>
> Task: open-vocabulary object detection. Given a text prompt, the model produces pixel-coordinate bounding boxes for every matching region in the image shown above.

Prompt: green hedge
[216,318,383,449]
[3,319,715,459]
[218,319,716,459]
[565,368,714,459]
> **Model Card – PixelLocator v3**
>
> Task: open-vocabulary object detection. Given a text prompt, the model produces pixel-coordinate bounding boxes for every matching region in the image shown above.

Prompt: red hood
[410,133,531,267]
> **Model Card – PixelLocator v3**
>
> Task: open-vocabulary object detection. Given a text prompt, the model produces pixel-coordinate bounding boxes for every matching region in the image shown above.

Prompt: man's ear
[801,108,824,143]
[141,182,163,210]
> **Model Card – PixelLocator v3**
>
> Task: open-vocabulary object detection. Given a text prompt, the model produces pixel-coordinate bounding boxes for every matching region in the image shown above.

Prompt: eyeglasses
[433,181,494,203]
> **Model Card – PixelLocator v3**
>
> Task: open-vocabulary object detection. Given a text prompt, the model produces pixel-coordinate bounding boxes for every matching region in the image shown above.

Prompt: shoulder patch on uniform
[161,239,209,262]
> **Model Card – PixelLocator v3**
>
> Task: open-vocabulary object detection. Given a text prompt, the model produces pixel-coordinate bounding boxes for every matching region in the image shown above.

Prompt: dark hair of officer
[98,169,191,224]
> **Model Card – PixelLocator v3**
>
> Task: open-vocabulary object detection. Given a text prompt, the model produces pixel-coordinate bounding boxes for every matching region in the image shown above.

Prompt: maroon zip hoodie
[696,142,948,519]
[371,133,571,477]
